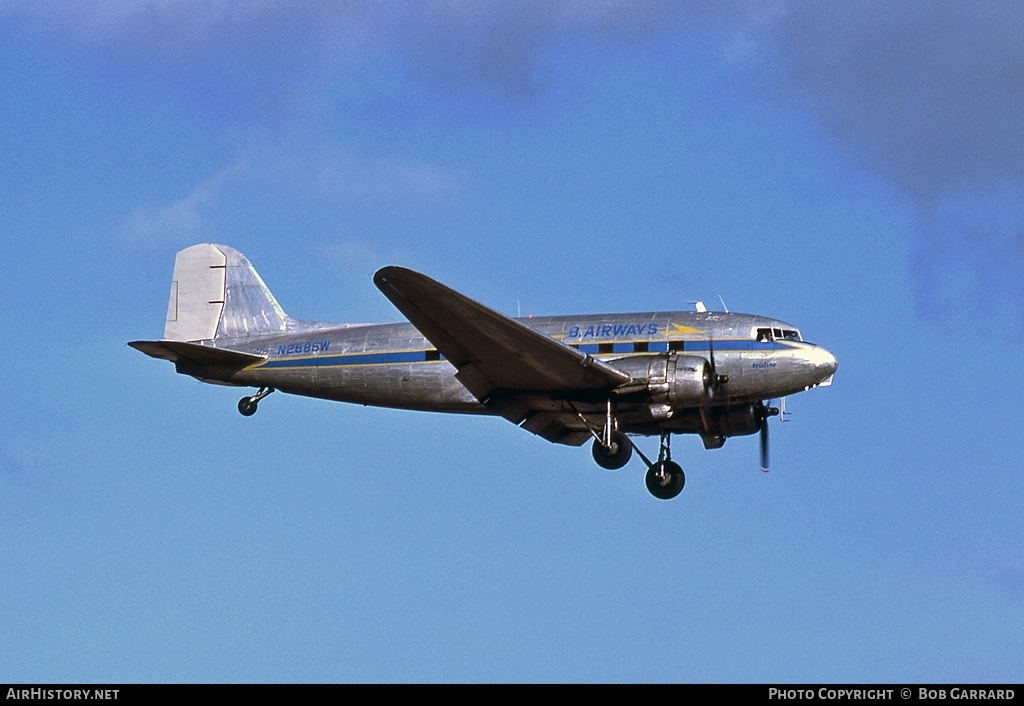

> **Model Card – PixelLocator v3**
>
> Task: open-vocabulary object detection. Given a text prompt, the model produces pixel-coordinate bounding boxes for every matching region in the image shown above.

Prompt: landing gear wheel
[646,461,685,500]
[592,431,633,470]
[237,387,274,416]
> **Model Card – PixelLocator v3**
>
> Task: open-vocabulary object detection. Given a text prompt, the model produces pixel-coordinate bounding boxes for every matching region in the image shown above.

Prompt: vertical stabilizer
[163,244,287,342]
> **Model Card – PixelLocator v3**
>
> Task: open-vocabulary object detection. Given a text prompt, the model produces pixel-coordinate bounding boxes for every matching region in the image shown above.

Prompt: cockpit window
[755,327,802,342]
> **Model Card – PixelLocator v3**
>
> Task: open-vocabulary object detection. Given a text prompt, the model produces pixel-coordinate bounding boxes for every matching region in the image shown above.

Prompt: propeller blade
[706,338,728,388]
[702,339,730,433]
[703,337,718,403]
[759,419,770,472]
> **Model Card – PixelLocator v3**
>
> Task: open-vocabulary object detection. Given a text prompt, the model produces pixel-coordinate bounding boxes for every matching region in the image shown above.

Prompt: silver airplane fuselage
[192,311,834,437]
[132,244,837,499]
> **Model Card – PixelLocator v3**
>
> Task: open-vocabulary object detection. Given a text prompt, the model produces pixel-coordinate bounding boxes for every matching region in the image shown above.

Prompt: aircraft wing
[373,266,631,406]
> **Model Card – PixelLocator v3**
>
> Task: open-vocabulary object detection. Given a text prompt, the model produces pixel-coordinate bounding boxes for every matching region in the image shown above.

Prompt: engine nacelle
[663,354,711,406]
[610,354,711,407]
[665,404,763,439]
[714,405,761,437]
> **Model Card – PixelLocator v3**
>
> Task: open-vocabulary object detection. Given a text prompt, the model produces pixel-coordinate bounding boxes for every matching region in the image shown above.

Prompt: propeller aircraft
[130,244,837,500]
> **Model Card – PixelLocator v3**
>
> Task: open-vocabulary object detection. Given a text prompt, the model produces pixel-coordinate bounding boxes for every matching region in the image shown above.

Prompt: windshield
[755,327,802,342]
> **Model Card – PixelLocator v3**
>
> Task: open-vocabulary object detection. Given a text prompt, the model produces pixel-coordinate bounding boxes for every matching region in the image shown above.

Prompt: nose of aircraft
[808,345,838,383]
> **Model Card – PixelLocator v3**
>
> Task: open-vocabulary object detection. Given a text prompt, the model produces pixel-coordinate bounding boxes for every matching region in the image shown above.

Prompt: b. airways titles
[567,323,662,339]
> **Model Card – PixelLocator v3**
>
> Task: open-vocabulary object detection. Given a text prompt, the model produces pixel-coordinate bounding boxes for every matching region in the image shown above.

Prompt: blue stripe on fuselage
[255,339,796,370]
[261,350,430,368]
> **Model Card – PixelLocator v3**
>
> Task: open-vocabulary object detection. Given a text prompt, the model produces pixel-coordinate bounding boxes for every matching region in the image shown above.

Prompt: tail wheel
[645,461,685,500]
[237,387,275,416]
[591,431,633,470]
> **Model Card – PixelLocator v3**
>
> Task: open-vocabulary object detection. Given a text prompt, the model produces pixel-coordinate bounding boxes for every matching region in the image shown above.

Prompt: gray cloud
[14,1,1024,322]
[15,1,1020,170]
[1,1,381,123]
[2,1,698,106]
[757,1,1024,202]
[910,188,1024,335]
[25,1,1020,199]
[391,0,695,98]
[750,1,1024,326]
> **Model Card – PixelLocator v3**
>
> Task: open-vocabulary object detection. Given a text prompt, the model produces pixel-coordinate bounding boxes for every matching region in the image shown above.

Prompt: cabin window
[425,349,440,361]
[598,343,614,354]
[633,341,649,353]
[668,340,685,352]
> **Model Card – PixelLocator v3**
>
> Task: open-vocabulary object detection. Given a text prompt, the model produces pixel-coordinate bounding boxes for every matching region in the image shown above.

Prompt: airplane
[130,244,837,500]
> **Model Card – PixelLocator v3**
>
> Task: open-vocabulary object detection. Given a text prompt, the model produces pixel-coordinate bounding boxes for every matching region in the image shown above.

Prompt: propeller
[758,401,780,472]
[699,338,732,433]
[705,338,729,399]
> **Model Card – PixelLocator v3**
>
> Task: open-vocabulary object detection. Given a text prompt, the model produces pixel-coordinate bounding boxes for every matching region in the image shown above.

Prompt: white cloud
[121,144,461,244]
[122,161,247,244]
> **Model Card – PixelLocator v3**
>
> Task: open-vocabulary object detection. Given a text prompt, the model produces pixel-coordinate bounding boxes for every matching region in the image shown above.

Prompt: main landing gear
[589,400,633,470]
[237,386,275,416]
[641,432,685,501]
[577,400,685,500]
[615,428,685,500]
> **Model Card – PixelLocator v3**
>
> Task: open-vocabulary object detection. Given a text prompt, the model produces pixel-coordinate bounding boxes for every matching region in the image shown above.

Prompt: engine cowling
[713,405,761,437]
[610,354,711,407]
[662,354,711,406]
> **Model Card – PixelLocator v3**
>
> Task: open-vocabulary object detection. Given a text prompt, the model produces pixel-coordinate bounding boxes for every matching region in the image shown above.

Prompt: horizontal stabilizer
[128,340,264,368]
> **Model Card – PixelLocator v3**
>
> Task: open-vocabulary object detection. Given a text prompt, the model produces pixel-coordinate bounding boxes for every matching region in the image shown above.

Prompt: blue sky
[2,1,1023,683]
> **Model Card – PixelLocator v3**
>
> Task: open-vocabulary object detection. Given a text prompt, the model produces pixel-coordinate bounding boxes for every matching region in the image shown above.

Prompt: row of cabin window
[421,341,683,359]
[567,341,686,354]
[422,332,798,361]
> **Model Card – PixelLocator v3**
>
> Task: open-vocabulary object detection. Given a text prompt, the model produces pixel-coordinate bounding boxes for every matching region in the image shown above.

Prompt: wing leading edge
[373,266,629,396]
[373,266,629,444]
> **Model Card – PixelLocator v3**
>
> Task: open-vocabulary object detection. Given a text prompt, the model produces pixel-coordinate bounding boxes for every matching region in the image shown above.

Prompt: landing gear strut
[578,399,633,470]
[238,387,275,416]
[573,400,684,498]
[642,431,685,500]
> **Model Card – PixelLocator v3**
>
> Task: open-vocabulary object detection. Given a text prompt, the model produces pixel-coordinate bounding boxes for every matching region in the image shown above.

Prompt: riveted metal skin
[132,245,837,449]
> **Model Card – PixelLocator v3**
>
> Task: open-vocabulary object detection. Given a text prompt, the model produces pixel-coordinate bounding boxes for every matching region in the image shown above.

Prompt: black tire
[237,398,258,416]
[645,461,685,500]
[592,431,633,470]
